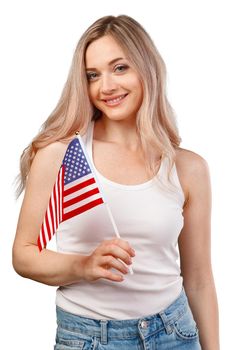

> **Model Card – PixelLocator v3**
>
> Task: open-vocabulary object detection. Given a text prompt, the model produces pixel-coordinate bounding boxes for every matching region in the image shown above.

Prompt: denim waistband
[56,288,188,345]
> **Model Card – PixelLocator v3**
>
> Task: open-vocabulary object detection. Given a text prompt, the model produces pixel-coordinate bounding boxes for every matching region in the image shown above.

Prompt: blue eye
[86,72,98,81]
[115,64,128,72]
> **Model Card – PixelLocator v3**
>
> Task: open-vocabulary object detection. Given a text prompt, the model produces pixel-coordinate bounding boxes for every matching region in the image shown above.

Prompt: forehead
[85,35,126,67]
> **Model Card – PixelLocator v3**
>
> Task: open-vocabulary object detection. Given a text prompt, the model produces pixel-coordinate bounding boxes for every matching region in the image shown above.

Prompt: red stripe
[37,236,42,252]
[63,188,100,209]
[41,225,47,249]
[53,180,58,229]
[60,167,64,223]
[38,168,63,252]
[62,198,104,221]
[49,199,55,237]
[45,211,52,240]
[64,177,96,197]
[57,172,61,226]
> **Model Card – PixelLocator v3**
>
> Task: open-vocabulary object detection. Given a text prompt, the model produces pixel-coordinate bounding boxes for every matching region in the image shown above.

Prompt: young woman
[13,15,219,349]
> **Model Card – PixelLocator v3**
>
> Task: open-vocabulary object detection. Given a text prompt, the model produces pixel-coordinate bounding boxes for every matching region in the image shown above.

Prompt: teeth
[105,94,126,104]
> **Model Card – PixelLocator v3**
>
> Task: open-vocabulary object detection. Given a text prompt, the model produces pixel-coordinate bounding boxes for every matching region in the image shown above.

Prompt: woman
[13,15,219,349]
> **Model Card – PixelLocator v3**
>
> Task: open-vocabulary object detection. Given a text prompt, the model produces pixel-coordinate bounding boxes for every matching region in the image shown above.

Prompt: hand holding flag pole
[38,130,133,275]
[103,202,134,275]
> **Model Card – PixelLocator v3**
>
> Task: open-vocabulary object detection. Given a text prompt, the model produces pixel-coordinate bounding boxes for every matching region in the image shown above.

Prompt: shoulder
[34,140,69,167]
[27,140,71,191]
[32,140,69,172]
[174,147,211,204]
[175,147,209,173]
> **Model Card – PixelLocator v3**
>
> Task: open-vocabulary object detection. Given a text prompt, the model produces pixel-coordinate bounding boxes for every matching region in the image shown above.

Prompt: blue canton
[62,138,91,185]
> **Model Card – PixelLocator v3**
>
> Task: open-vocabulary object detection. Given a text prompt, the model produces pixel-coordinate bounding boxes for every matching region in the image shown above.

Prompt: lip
[101,93,129,107]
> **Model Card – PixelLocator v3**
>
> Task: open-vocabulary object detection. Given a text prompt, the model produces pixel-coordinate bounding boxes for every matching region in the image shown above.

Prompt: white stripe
[40,216,46,248]
[59,167,63,222]
[39,235,45,250]
[39,218,46,249]
[47,201,53,236]
[64,173,93,190]
[51,190,57,232]
[63,192,102,214]
[39,236,44,250]
[43,220,50,247]
[55,177,60,225]
[64,182,97,202]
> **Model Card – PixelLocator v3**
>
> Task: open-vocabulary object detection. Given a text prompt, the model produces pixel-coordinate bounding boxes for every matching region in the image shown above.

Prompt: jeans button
[141,320,148,328]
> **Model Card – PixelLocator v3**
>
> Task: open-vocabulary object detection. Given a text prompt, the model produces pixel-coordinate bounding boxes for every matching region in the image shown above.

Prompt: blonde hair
[16,14,181,197]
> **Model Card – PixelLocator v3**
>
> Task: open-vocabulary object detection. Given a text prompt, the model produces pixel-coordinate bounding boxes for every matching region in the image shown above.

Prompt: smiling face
[85,35,143,123]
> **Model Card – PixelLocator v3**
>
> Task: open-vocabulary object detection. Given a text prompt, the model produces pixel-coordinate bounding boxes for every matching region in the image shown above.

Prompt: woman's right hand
[81,238,136,282]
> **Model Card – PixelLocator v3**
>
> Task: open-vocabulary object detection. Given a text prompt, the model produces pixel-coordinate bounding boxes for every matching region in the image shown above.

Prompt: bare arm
[12,142,134,286]
[176,149,219,350]
[12,142,85,286]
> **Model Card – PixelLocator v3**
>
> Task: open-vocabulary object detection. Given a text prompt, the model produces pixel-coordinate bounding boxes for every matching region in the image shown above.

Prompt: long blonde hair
[16,14,181,197]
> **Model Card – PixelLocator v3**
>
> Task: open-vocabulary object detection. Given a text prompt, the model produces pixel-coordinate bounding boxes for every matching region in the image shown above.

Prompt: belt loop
[100,320,108,345]
[159,311,173,335]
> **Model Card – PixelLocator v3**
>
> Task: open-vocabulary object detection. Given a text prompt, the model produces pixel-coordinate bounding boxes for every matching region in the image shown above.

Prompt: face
[85,35,143,123]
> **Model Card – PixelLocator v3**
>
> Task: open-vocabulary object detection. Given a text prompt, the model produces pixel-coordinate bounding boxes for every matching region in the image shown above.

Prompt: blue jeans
[55,289,201,349]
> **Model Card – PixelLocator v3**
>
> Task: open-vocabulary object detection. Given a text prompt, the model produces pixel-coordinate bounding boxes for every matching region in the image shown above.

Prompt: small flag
[37,134,105,251]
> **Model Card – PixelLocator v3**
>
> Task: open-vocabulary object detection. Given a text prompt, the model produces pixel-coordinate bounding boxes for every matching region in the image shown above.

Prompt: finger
[101,256,129,275]
[109,238,136,257]
[100,244,133,266]
[99,267,124,282]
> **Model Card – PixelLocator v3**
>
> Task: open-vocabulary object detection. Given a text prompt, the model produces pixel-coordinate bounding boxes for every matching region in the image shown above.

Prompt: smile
[103,94,128,106]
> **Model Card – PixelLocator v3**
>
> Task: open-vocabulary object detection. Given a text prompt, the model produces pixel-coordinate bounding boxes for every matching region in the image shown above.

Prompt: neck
[94,117,141,151]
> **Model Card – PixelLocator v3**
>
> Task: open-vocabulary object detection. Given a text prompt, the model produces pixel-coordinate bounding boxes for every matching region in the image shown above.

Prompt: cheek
[87,85,97,103]
[128,75,143,95]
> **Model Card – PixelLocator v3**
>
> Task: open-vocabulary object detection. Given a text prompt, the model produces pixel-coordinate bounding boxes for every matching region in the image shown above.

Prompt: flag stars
[63,139,92,185]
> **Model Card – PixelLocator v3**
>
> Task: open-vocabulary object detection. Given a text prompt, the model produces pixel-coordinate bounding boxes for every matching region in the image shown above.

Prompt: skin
[13,34,219,349]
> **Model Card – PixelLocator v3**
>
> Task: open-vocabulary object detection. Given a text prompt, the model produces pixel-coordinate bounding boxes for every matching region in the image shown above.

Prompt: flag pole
[104,203,134,275]
[77,131,134,275]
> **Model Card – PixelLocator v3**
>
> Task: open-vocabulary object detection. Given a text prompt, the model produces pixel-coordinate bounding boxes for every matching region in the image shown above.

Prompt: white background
[0,0,230,348]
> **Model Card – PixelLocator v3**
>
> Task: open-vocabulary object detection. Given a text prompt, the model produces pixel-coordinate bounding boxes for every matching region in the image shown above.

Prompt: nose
[100,73,118,94]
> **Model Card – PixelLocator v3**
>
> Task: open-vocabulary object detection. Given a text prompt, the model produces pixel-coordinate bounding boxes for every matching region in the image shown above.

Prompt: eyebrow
[86,57,126,71]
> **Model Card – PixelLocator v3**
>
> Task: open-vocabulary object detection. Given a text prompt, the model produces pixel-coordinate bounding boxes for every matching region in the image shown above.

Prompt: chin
[101,113,132,121]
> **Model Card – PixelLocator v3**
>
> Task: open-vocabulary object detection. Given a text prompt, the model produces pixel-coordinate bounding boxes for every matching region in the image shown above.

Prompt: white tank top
[56,120,185,320]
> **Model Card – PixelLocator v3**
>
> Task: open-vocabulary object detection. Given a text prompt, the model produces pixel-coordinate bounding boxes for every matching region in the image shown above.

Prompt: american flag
[37,135,105,251]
